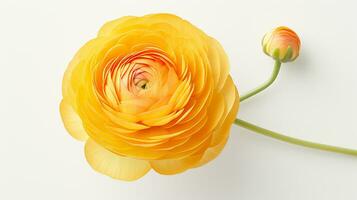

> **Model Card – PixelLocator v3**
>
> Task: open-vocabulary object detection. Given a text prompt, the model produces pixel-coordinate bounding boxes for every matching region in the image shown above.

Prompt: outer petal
[208,38,230,91]
[98,16,136,37]
[192,137,228,168]
[211,76,239,146]
[150,138,210,175]
[85,139,151,181]
[149,152,200,175]
[60,99,88,141]
[193,76,240,168]
[150,159,192,175]
[191,100,238,168]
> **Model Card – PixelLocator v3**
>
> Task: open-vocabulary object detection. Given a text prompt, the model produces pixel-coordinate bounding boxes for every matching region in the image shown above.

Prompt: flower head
[60,13,239,181]
[262,26,301,62]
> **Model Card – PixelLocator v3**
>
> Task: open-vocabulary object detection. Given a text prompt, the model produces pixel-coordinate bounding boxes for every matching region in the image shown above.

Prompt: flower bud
[262,26,301,62]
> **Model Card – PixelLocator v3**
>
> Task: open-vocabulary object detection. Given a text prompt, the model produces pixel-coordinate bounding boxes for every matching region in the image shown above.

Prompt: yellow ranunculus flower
[262,26,301,62]
[60,13,239,181]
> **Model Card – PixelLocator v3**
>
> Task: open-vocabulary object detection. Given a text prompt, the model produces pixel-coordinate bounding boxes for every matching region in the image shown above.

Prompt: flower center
[136,80,148,90]
[96,48,180,114]
[126,64,153,94]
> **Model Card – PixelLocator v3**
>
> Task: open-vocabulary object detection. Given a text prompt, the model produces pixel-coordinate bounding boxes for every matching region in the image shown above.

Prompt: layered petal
[60,99,88,141]
[85,139,151,181]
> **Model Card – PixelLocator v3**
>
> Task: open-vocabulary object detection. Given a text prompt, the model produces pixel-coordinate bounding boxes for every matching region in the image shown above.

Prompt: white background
[1,0,357,199]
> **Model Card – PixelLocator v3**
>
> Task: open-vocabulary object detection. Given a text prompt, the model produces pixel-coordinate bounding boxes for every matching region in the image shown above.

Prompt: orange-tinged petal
[85,139,151,181]
[59,100,88,141]
[138,104,172,120]
[141,109,184,127]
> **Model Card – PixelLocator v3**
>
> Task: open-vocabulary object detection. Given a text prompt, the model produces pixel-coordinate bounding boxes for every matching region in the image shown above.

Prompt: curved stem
[240,60,281,102]
[234,118,357,156]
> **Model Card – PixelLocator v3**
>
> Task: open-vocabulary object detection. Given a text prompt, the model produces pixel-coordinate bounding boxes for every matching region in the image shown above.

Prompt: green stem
[234,118,357,156]
[240,60,281,102]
